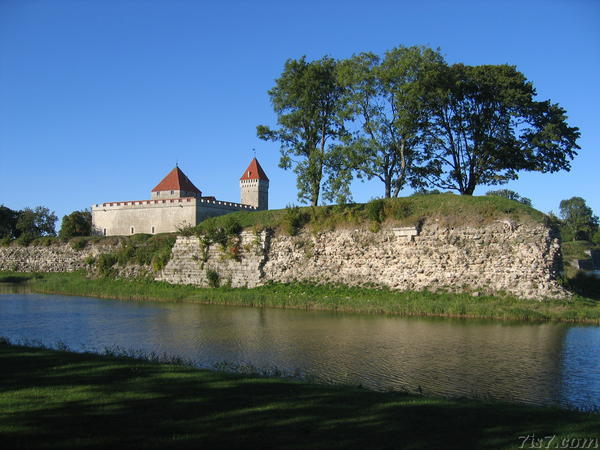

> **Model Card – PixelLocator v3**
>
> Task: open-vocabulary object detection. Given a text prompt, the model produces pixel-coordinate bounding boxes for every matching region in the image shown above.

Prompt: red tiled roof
[151,167,201,193]
[240,158,269,181]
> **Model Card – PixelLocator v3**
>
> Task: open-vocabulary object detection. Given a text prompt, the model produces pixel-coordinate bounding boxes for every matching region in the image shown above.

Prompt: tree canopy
[59,210,92,238]
[337,46,444,198]
[559,197,598,242]
[485,189,532,207]
[258,47,580,203]
[257,56,349,205]
[416,64,580,194]
[15,206,57,239]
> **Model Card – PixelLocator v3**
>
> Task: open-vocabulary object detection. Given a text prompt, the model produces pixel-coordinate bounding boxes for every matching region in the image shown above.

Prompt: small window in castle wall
[103,228,106,236]
[151,226,155,234]
[131,227,134,234]
[171,190,174,194]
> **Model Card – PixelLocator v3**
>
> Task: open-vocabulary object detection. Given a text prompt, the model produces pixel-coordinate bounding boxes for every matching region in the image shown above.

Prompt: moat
[1,287,599,410]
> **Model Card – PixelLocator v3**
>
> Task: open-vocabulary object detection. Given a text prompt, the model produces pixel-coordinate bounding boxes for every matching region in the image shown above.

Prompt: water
[1,287,599,410]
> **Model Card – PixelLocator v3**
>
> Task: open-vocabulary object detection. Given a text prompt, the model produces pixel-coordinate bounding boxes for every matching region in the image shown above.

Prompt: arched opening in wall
[151,226,155,234]
[131,227,134,235]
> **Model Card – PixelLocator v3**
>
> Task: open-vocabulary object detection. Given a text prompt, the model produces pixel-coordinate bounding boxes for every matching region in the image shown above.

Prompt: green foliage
[84,256,96,266]
[417,63,580,194]
[282,205,310,235]
[195,216,242,247]
[70,238,88,251]
[0,237,12,247]
[206,269,220,288]
[59,210,92,239]
[16,206,57,238]
[15,233,35,247]
[0,205,19,239]
[337,46,445,198]
[191,194,545,239]
[593,229,600,245]
[111,234,176,269]
[257,56,350,205]
[97,253,117,277]
[486,189,532,207]
[559,197,598,242]
[366,199,385,223]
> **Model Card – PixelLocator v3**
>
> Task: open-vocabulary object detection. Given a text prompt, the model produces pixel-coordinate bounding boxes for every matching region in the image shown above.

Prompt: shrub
[283,205,310,236]
[70,238,87,250]
[206,269,220,288]
[15,233,34,247]
[151,246,172,271]
[97,253,117,277]
[388,199,413,220]
[84,255,96,266]
[366,199,385,223]
[59,210,92,238]
[0,237,11,247]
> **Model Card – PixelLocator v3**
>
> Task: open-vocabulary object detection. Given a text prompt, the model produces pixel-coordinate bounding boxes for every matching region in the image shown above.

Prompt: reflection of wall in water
[150,304,568,404]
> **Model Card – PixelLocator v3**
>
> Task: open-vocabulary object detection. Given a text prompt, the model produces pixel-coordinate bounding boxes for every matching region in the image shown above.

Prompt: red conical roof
[240,158,269,181]
[151,166,201,193]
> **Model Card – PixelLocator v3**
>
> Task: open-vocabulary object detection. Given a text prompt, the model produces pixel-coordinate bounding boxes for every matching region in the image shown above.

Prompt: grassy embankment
[1,341,598,449]
[3,271,600,323]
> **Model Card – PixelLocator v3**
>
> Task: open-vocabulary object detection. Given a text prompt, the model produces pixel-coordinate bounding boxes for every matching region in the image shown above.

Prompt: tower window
[131,227,134,234]
[103,228,106,236]
[151,226,155,234]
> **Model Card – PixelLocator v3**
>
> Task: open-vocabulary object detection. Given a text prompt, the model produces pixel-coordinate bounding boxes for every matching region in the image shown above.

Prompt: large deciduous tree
[559,197,598,242]
[16,206,57,238]
[337,46,444,198]
[257,56,349,205]
[59,210,92,238]
[417,64,580,195]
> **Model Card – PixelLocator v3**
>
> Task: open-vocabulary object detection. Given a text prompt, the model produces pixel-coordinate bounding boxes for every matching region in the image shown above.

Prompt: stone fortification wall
[156,231,269,287]
[196,199,256,222]
[0,241,118,273]
[158,221,566,299]
[91,198,257,236]
[92,198,198,236]
[0,220,567,300]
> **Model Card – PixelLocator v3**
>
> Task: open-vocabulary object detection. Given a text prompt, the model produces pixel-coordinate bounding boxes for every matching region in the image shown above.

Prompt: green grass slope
[1,342,598,449]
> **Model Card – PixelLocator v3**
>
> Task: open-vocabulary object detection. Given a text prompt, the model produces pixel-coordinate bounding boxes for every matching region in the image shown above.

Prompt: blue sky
[1,0,598,224]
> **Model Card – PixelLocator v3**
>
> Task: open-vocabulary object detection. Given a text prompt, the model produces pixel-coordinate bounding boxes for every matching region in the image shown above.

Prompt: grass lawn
[1,342,598,449]
[2,271,600,323]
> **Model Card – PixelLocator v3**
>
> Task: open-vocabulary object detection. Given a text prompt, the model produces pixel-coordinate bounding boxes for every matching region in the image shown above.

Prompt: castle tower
[240,157,269,210]
[151,166,202,199]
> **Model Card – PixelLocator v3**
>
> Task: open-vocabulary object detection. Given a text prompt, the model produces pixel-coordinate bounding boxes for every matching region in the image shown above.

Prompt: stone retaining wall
[158,221,566,299]
[0,220,567,300]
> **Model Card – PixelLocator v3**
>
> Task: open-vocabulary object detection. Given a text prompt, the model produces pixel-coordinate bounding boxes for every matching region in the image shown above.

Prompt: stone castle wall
[0,221,567,300]
[91,197,257,236]
[158,221,566,300]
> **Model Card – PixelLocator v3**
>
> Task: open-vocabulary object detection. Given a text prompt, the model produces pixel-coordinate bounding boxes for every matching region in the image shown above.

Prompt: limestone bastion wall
[0,221,567,300]
[157,221,566,300]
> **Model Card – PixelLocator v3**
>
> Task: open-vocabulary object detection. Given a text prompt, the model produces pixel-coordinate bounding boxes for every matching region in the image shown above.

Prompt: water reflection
[0,292,598,410]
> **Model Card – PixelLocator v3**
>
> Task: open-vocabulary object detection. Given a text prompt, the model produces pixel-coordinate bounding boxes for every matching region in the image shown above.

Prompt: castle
[91,158,269,236]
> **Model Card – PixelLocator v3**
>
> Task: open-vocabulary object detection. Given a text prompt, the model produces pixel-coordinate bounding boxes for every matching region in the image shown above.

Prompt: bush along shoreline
[2,271,600,323]
[0,338,598,449]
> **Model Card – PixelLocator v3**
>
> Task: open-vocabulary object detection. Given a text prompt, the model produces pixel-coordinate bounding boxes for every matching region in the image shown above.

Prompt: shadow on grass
[567,272,600,301]
[1,345,598,449]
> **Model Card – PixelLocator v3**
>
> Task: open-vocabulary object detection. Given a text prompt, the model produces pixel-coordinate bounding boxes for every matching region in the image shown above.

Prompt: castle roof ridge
[151,166,201,193]
[240,157,269,181]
